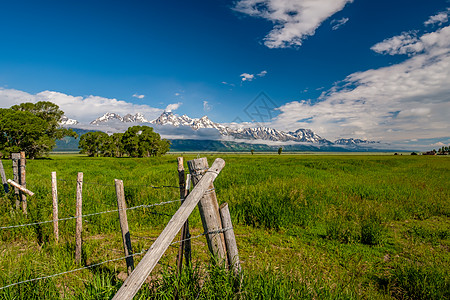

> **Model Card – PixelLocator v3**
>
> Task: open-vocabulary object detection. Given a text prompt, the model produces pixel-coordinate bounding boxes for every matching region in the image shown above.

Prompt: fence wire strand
[0,227,233,290]
[55,178,178,189]
[0,199,182,230]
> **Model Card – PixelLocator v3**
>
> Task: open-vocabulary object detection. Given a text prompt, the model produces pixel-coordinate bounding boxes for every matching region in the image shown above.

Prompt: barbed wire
[56,178,179,189]
[0,227,233,290]
[0,199,182,230]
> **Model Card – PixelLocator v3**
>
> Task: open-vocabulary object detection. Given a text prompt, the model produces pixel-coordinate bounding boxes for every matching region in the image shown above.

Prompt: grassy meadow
[0,153,448,299]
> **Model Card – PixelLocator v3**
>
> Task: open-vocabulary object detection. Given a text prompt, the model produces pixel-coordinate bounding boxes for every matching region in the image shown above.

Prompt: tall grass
[0,154,448,298]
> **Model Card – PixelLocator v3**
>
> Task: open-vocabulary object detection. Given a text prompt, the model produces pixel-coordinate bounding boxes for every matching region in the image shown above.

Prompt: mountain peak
[60,115,79,126]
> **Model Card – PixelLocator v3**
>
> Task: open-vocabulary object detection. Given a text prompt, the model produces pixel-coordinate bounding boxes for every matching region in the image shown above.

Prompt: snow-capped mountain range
[90,112,150,124]
[61,111,378,145]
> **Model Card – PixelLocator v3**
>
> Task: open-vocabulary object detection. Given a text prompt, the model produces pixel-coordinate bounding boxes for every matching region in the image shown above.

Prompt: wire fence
[0,227,233,291]
[55,178,179,189]
[0,198,182,230]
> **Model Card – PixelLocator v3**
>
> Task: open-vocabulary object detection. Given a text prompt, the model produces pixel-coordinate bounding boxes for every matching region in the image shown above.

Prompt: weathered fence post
[184,174,192,266]
[6,180,34,196]
[0,155,8,193]
[75,172,83,264]
[219,203,241,275]
[187,157,226,264]
[52,172,59,244]
[112,158,225,300]
[176,157,191,273]
[12,153,20,208]
[19,152,27,215]
[115,179,134,275]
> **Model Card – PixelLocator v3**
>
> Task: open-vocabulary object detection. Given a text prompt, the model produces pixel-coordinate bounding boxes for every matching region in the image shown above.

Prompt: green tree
[9,101,77,158]
[278,147,283,155]
[251,149,254,155]
[109,133,125,157]
[78,131,109,157]
[122,126,170,157]
[0,109,48,157]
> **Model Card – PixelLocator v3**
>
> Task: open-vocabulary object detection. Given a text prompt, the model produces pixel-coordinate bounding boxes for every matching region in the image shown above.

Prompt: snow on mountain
[90,112,149,125]
[59,115,79,126]
[149,112,330,143]
[123,112,149,123]
[87,111,377,145]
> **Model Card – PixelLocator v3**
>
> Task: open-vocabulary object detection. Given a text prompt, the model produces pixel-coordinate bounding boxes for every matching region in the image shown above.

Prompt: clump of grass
[376,262,450,300]
[325,209,359,244]
[360,214,385,245]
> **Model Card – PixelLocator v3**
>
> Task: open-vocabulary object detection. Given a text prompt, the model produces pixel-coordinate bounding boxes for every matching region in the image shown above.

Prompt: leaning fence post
[52,172,59,244]
[12,153,20,208]
[0,156,8,193]
[187,157,226,264]
[115,179,134,275]
[75,172,83,264]
[112,158,225,300]
[219,203,241,275]
[19,152,27,215]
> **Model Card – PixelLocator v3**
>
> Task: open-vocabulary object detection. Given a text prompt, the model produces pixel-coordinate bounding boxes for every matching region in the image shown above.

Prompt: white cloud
[132,93,145,99]
[371,25,450,56]
[0,89,163,123]
[330,17,349,30]
[270,24,450,143]
[430,141,446,147]
[371,31,423,56]
[424,9,449,26]
[174,92,181,96]
[240,71,267,82]
[203,100,212,112]
[240,73,255,81]
[234,0,353,48]
[257,70,268,77]
[165,102,182,112]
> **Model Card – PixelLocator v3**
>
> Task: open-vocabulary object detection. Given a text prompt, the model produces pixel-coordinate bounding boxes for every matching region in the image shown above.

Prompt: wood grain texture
[19,152,27,215]
[51,172,59,243]
[187,157,226,263]
[0,160,8,193]
[219,202,241,275]
[7,180,34,196]
[112,158,225,300]
[75,172,83,264]
[115,179,134,275]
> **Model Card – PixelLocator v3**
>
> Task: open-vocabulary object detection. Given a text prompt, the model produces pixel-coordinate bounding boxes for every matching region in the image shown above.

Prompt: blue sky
[0,0,449,149]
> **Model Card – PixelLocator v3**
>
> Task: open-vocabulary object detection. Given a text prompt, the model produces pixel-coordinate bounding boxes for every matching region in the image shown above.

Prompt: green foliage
[78,131,109,157]
[278,147,282,155]
[79,126,170,158]
[0,101,77,158]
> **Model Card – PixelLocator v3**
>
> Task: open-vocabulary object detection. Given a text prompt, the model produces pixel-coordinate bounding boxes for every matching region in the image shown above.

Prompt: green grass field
[0,154,448,299]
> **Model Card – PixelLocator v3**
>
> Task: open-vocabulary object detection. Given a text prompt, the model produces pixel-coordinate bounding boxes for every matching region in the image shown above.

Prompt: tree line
[78,126,170,157]
[0,101,77,158]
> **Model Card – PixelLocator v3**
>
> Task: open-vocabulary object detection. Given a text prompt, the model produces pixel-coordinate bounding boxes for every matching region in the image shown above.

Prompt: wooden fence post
[176,157,192,273]
[187,157,226,264]
[19,152,27,215]
[112,158,225,300]
[52,172,59,244]
[11,153,20,208]
[184,174,192,266]
[0,158,8,194]
[115,179,134,275]
[75,172,83,264]
[219,203,241,275]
